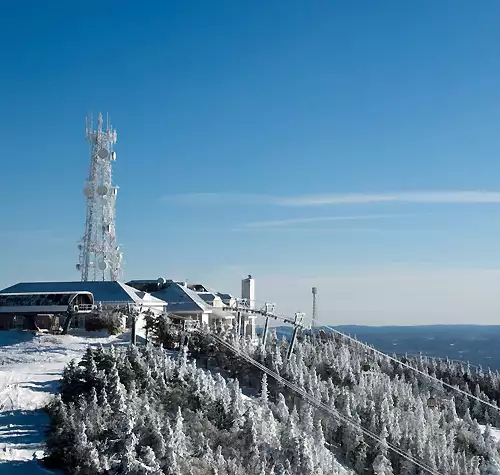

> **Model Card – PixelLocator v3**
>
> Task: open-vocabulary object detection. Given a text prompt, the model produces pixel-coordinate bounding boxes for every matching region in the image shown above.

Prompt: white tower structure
[77,112,122,282]
[312,286,318,329]
[240,274,256,340]
[241,275,255,310]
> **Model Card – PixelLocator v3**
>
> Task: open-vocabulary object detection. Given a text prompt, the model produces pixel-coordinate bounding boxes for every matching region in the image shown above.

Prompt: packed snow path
[0,330,128,474]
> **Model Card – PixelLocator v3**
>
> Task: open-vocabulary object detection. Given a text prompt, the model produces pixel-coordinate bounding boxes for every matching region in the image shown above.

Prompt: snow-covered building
[126,277,258,339]
[0,276,254,337]
[126,279,235,328]
[184,281,255,339]
[0,281,166,332]
[0,291,94,331]
[188,283,237,308]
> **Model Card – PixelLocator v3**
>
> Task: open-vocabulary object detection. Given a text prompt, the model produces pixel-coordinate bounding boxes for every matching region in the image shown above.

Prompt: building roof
[216,292,234,302]
[188,283,209,292]
[152,282,211,315]
[0,281,159,305]
[198,292,219,303]
[135,292,168,309]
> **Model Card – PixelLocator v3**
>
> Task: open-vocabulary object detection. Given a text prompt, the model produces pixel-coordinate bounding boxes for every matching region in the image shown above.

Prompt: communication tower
[77,112,122,281]
[312,286,318,329]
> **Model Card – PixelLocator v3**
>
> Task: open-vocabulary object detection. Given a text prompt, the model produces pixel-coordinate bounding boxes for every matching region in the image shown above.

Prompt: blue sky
[2,1,500,324]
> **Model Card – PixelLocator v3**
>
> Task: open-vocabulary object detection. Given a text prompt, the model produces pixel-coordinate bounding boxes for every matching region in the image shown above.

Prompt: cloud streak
[243,213,411,228]
[164,190,500,207]
[274,191,500,206]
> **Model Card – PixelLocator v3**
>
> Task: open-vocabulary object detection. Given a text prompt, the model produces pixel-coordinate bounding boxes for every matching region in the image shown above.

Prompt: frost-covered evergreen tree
[44,344,354,475]
[45,322,500,475]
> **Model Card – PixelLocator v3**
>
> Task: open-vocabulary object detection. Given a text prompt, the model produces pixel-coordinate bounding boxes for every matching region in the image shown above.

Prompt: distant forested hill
[271,325,500,370]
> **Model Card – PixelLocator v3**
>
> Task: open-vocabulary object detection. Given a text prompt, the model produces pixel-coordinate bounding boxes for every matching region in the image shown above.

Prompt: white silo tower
[241,274,255,310]
[312,286,318,329]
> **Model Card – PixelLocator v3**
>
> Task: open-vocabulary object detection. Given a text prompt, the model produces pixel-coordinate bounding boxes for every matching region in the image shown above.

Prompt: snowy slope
[0,330,129,474]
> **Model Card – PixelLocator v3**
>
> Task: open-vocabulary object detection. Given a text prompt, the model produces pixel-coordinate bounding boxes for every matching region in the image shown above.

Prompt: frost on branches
[44,345,353,475]
[44,325,500,475]
[152,327,500,475]
[200,332,500,475]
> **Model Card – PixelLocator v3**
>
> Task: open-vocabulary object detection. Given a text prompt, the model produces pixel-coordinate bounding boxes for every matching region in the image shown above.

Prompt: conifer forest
[44,323,500,474]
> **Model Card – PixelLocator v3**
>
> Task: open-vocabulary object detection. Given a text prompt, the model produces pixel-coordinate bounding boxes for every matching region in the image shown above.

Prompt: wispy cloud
[163,190,500,207]
[275,191,500,206]
[243,213,411,228]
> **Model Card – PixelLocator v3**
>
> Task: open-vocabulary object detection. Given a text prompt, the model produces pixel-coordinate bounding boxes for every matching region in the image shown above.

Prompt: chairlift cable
[209,332,443,475]
[166,295,499,414]
[315,320,500,414]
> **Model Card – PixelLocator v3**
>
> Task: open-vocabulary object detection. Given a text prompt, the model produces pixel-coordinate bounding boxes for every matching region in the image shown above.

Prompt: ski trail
[0,330,128,473]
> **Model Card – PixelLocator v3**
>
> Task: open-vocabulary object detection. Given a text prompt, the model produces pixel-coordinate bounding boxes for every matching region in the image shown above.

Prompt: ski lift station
[0,276,258,338]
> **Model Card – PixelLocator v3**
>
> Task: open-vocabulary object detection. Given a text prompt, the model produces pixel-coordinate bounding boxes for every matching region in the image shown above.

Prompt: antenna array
[77,112,122,281]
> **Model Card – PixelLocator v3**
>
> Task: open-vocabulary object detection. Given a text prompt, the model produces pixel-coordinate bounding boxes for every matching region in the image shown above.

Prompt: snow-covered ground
[480,424,500,442]
[0,330,129,474]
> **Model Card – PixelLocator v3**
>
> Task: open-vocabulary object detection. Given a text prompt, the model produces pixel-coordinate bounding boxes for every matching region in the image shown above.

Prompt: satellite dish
[111,188,118,196]
[157,277,166,285]
[97,185,108,196]
[111,151,116,161]
[97,148,109,159]
[77,244,83,250]
[83,187,91,197]
[98,259,107,271]
[76,264,81,270]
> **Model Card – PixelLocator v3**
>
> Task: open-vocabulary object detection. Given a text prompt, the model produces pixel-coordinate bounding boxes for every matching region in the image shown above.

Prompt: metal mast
[312,286,318,329]
[77,112,122,282]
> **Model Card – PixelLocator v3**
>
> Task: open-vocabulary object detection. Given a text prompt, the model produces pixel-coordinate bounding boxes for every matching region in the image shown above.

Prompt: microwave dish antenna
[77,112,122,282]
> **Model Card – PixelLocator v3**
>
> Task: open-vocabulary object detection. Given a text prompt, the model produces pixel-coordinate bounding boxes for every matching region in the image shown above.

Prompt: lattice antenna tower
[77,112,122,281]
[312,286,318,329]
